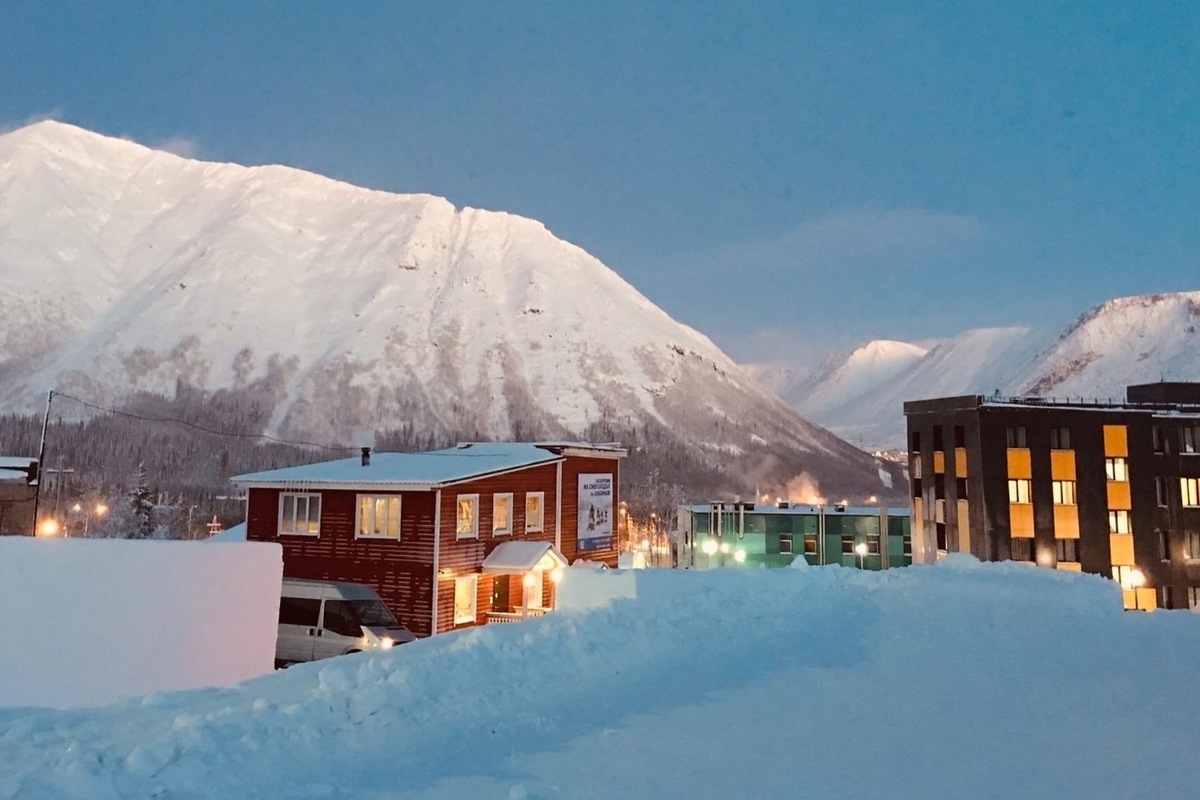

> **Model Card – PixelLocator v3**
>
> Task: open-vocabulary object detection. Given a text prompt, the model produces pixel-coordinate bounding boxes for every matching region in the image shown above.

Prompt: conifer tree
[128,461,155,539]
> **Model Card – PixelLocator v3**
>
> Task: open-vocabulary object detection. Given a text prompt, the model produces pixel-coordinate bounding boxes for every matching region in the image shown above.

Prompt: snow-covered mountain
[752,293,1200,450]
[0,121,900,498]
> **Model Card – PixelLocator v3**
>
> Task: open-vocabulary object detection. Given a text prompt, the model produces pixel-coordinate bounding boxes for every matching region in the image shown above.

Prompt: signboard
[577,473,614,552]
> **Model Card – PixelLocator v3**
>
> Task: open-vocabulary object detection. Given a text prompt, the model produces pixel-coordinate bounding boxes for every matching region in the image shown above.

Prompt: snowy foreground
[3,560,1199,799]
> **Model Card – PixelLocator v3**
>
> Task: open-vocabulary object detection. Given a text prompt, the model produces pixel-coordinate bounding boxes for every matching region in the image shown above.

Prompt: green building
[677,502,912,570]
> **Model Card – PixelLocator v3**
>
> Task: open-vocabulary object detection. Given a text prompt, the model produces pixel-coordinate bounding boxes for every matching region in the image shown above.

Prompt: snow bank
[0,538,281,709]
[1,559,1198,799]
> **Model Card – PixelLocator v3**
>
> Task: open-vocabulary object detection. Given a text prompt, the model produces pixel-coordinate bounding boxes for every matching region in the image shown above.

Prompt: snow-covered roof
[480,541,567,573]
[232,443,564,489]
[0,456,36,469]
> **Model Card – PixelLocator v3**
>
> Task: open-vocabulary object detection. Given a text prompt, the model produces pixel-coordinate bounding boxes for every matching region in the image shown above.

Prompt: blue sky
[3,3,1197,365]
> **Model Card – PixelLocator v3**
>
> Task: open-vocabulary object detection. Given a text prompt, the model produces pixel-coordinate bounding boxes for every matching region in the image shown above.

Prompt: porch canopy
[481,541,568,574]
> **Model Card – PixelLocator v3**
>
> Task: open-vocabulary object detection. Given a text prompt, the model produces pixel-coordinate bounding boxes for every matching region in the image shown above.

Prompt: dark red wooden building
[233,442,624,637]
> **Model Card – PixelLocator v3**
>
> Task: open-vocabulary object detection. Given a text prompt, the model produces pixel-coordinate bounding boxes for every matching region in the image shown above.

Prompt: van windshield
[347,599,400,628]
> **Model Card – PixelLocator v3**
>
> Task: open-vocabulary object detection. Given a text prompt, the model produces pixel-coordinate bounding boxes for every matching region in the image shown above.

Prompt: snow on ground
[2,559,1199,799]
[0,538,281,709]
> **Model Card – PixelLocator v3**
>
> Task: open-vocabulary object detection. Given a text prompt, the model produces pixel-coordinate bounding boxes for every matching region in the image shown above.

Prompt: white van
[276,578,416,668]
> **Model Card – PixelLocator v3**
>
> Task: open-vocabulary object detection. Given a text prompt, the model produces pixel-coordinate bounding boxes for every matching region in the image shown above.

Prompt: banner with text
[577,473,614,552]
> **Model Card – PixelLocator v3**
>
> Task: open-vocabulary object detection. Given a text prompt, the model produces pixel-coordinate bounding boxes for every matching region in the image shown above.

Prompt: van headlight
[378,637,395,650]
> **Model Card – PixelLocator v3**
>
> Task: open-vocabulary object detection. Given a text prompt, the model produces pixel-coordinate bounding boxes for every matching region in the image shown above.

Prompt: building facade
[234,442,623,636]
[904,383,1200,611]
[677,502,911,570]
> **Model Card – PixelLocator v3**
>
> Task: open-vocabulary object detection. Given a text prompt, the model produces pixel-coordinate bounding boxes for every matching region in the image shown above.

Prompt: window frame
[355,494,402,540]
[1051,480,1076,506]
[1008,478,1032,504]
[492,492,514,536]
[1186,531,1200,561]
[1054,538,1079,563]
[779,533,793,555]
[1010,537,1034,562]
[1050,427,1071,450]
[1105,457,1129,482]
[525,491,545,533]
[278,492,322,537]
[1006,426,1027,448]
[1108,509,1131,535]
[456,494,480,539]
[1181,478,1200,508]
[453,574,478,625]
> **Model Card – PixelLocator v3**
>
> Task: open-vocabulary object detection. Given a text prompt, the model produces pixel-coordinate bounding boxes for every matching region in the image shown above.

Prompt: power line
[48,391,359,452]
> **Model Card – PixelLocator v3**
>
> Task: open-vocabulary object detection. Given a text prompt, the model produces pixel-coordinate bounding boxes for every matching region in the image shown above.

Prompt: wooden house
[233,442,624,636]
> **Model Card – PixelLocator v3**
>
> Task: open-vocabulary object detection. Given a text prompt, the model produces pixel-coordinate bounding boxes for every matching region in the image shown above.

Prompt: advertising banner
[577,473,614,552]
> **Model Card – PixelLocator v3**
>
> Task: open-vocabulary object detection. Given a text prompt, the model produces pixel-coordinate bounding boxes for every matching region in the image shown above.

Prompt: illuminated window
[1105,458,1129,482]
[1055,538,1078,562]
[456,494,479,539]
[492,493,513,536]
[1109,510,1131,535]
[1182,426,1200,454]
[279,492,321,536]
[1186,531,1200,561]
[804,534,818,554]
[1008,479,1032,504]
[1006,426,1027,448]
[1050,427,1071,450]
[1181,478,1200,508]
[779,534,793,555]
[1052,480,1076,506]
[357,495,400,539]
[454,575,477,625]
[525,492,544,533]
[1011,538,1033,561]
[1112,565,1140,589]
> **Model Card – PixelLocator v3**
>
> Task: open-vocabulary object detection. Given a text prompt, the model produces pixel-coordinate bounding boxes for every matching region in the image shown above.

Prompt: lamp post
[855,541,869,570]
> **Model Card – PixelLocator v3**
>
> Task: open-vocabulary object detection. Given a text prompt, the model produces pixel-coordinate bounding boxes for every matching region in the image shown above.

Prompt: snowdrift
[1,559,1198,799]
[0,538,281,709]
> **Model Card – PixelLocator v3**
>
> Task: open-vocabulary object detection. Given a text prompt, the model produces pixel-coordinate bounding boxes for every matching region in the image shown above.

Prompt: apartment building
[903,382,1200,610]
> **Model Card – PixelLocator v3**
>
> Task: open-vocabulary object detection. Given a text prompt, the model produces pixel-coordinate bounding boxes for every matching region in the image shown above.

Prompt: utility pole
[31,391,52,536]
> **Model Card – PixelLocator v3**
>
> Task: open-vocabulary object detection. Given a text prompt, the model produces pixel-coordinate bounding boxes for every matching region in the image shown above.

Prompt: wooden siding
[434,462,561,634]
[246,487,438,637]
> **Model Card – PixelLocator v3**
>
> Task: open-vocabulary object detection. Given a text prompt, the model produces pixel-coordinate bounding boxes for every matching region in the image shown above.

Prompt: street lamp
[1129,568,1146,611]
[854,541,869,570]
[37,518,60,537]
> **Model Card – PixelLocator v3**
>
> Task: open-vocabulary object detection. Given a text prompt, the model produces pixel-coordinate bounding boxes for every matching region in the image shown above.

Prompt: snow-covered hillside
[753,292,1200,450]
[2,561,1198,799]
[0,121,898,498]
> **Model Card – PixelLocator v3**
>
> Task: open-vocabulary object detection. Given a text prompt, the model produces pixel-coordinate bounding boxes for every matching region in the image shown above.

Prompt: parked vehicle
[276,578,416,667]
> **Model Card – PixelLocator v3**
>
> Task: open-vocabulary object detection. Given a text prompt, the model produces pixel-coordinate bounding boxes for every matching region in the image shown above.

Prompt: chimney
[361,447,371,467]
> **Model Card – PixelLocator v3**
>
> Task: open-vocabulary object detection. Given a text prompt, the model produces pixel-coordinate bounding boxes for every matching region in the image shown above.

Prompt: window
[1186,531,1200,561]
[1183,426,1200,454]
[1105,457,1129,482]
[278,597,320,627]
[956,477,968,499]
[1050,427,1071,450]
[492,493,513,536]
[321,600,363,637]
[1055,538,1079,563]
[954,425,965,448]
[1160,585,1176,610]
[525,570,544,610]
[1006,426,1027,448]
[933,426,944,451]
[867,533,881,555]
[1189,587,1200,609]
[525,492,544,533]
[1113,565,1139,589]
[454,575,478,625]
[1152,426,1165,453]
[279,493,321,536]
[936,524,947,551]
[1156,476,1168,507]
[357,495,400,539]
[779,534,793,555]
[1008,479,1032,504]
[911,457,922,480]
[456,494,479,539]
[1181,478,1200,508]
[1158,530,1170,561]
[910,431,921,453]
[902,536,912,556]
[1108,510,1131,535]
[1051,480,1076,506]
[841,535,855,554]
[804,533,818,555]
[1011,538,1033,561]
